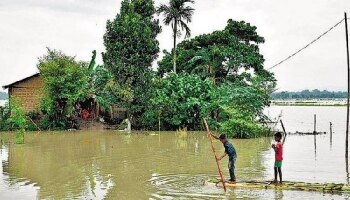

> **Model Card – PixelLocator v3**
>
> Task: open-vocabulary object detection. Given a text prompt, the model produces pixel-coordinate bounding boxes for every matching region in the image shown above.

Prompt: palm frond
[179,20,191,38]
[156,4,170,15]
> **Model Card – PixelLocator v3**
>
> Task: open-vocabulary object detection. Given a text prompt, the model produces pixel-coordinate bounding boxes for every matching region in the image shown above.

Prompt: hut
[2,73,43,112]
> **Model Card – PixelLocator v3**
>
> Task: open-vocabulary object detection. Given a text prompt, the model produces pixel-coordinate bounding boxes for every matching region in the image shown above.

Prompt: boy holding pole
[272,132,283,185]
[211,133,237,184]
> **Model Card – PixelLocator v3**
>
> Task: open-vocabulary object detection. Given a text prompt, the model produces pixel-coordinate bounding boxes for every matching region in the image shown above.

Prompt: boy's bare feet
[203,180,209,186]
[228,179,236,184]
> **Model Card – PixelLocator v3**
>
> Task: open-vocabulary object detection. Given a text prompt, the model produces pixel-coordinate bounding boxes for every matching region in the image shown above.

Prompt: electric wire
[268,18,345,70]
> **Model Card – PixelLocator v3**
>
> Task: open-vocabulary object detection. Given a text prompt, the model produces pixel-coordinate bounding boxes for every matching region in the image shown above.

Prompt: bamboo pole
[345,12,350,158]
[203,119,227,192]
[280,120,287,145]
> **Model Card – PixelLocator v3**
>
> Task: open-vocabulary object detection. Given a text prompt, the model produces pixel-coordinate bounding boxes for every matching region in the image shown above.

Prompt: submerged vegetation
[1,0,276,138]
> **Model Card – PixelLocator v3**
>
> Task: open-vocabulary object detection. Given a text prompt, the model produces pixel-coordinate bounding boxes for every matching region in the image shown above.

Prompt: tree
[143,73,215,130]
[155,19,276,137]
[38,49,88,129]
[157,0,195,73]
[7,98,27,143]
[212,81,271,138]
[158,19,274,89]
[103,0,161,127]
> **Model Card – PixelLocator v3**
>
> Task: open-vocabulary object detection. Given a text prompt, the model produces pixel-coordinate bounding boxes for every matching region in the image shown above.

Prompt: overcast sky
[0,0,349,92]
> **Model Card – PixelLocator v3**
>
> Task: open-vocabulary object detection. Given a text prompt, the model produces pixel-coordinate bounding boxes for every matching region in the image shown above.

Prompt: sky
[0,0,349,92]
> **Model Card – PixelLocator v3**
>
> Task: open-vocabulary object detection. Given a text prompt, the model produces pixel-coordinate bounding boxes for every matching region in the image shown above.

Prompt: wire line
[268,18,345,70]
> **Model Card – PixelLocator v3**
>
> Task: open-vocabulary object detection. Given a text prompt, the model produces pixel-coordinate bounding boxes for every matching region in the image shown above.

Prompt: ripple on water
[148,173,350,200]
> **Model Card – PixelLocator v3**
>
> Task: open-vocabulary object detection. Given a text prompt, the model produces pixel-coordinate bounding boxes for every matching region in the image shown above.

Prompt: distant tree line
[0,92,8,100]
[271,89,347,99]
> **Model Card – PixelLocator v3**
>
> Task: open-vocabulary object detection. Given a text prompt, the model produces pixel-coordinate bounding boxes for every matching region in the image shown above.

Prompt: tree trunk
[173,19,177,73]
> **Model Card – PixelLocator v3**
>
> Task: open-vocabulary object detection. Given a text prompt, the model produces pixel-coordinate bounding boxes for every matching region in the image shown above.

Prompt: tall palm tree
[157,0,195,73]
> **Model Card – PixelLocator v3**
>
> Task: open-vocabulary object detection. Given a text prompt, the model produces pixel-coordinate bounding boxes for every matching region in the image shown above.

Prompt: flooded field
[0,106,350,199]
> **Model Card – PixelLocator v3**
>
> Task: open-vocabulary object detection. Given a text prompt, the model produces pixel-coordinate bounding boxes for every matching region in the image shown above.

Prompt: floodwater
[0,106,349,199]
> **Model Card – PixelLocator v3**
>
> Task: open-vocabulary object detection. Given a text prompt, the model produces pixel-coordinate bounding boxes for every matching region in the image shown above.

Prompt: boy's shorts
[274,160,282,168]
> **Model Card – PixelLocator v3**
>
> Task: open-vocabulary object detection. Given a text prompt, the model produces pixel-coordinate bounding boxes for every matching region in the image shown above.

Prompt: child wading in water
[211,133,237,184]
[272,132,283,185]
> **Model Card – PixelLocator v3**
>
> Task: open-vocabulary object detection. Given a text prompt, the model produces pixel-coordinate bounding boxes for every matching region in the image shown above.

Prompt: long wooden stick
[345,12,350,158]
[280,120,287,145]
[203,119,227,192]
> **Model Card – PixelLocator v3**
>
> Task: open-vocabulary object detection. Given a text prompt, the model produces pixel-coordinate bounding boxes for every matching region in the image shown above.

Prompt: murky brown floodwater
[0,106,350,199]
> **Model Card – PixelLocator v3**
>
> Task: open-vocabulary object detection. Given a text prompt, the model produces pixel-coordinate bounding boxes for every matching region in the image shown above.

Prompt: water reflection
[0,141,39,200]
[346,157,349,185]
[330,122,333,149]
[314,134,317,160]
[0,125,350,199]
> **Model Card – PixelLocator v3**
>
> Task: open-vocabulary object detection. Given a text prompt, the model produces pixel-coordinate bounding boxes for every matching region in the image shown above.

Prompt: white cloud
[0,0,349,92]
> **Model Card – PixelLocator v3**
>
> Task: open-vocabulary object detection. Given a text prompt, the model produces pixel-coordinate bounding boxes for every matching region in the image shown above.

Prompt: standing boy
[211,133,237,183]
[272,132,283,185]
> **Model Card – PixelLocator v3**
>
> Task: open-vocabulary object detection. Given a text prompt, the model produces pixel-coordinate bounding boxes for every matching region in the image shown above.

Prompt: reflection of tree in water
[121,133,133,144]
[231,137,271,180]
[1,131,272,199]
[175,128,189,150]
[4,132,114,199]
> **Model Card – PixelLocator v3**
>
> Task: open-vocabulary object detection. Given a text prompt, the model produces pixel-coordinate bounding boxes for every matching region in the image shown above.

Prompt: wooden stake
[314,114,317,134]
[330,122,333,144]
[345,12,350,158]
[203,119,227,192]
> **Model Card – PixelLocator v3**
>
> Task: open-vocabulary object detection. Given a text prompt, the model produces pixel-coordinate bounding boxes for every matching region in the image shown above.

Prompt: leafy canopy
[102,0,161,126]
[157,0,195,38]
[154,19,276,137]
[38,49,88,129]
[144,73,215,130]
[158,19,274,87]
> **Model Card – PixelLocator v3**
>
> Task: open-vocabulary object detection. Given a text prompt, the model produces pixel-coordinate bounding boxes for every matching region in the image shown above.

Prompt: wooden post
[314,114,317,134]
[345,12,350,158]
[330,122,333,148]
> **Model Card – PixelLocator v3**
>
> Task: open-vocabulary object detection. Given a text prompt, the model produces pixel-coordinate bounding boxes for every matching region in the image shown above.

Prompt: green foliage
[0,105,10,131]
[154,19,276,137]
[219,106,270,138]
[141,73,272,138]
[103,0,161,127]
[6,98,26,143]
[212,82,272,138]
[272,89,348,99]
[103,0,160,81]
[158,19,275,89]
[144,73,215,130]
[38,48,89,130]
